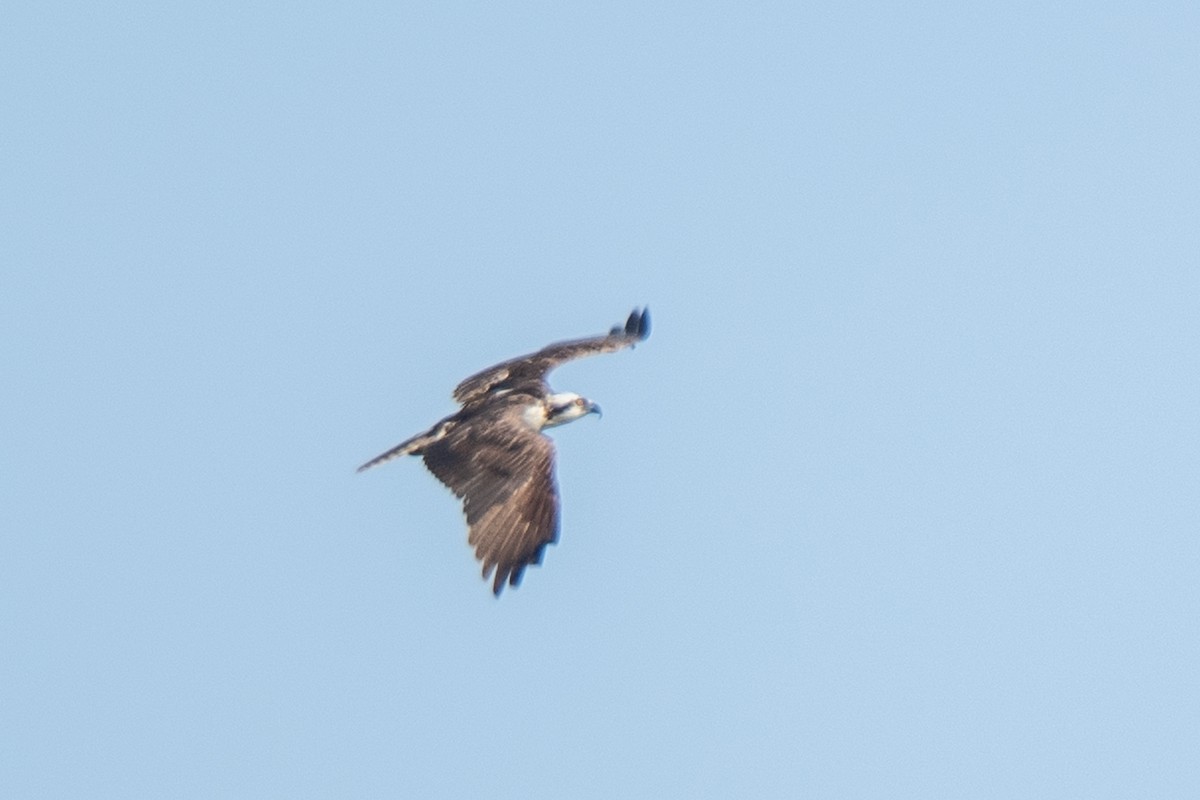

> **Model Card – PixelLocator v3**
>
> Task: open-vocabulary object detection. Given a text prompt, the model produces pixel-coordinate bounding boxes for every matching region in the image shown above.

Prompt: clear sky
[3,2,1197,797]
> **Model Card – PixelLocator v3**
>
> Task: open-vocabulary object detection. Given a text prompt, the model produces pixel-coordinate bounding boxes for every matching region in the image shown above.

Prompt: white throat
[524,391,596,431]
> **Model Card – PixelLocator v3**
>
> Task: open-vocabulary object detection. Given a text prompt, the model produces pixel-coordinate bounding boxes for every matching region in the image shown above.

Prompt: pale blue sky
[3,2,1198,797]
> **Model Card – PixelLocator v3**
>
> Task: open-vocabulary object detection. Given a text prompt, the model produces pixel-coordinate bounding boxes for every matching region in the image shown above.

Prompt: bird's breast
[520,402,549,431]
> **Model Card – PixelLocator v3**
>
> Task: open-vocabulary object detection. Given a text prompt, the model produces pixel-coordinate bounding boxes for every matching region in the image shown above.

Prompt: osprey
[358,307,650,595]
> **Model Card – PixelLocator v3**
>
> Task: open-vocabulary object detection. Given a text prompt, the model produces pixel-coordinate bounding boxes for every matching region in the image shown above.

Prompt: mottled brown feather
[420,401,559,595]
[453,308,649,406]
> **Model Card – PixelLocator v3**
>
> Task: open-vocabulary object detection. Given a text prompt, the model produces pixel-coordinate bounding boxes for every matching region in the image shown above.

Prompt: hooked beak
[588,401,603,419]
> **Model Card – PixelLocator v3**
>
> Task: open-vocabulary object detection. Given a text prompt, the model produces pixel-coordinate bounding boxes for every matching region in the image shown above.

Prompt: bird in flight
[358,307,650,595]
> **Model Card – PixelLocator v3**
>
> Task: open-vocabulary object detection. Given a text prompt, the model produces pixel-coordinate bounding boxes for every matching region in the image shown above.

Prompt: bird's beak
[588,401,603,419]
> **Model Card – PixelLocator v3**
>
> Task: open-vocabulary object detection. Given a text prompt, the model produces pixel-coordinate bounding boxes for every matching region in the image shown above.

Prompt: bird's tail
[356,421,448,473]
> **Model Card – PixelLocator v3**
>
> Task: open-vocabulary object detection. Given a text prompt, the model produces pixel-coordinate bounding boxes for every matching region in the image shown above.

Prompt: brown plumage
[452,307,650,405]
[358,308,649,595]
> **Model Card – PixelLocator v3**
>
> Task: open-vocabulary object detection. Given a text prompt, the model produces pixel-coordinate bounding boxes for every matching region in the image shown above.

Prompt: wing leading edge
[452,307,649,406]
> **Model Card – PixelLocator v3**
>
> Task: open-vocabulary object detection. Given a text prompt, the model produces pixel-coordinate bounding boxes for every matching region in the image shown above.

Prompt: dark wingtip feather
[624,306,650,340]
[488,565,524,596]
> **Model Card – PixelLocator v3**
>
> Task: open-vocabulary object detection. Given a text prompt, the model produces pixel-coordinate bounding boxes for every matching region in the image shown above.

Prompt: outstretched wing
[453,307,650,406]
[420,405,560,594]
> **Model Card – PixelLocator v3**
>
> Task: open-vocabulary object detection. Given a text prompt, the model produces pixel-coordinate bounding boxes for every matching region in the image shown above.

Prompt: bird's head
[543,392,602,428]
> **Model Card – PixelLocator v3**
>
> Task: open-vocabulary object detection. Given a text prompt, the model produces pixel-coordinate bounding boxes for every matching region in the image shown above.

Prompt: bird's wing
[420,406,560,594]
[452,307,650,405]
